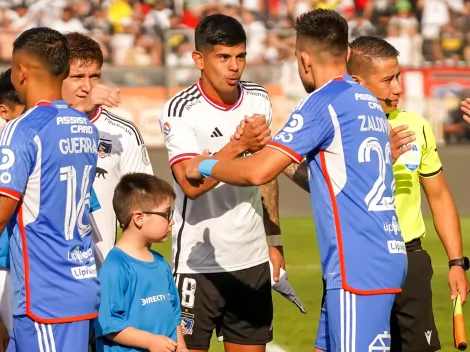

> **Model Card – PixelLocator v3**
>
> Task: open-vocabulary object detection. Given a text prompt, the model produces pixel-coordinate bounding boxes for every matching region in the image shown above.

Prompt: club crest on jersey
[98,139,112,158]
[163,122,171,136]
[181,312,195,335]
[399,142,420,171]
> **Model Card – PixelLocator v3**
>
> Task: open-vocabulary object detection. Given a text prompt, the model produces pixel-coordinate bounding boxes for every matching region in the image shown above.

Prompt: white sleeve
[266,97,273,127]
[120,128,154,176]
[160,111,200,168]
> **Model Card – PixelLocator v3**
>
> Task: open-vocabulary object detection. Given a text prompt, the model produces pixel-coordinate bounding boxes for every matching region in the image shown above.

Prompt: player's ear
[350,74,364,85]
[132,212,144,229]
[192,51,204,70]
[0,104,10,121]
[18,64,27,85]
[300,52,311,74]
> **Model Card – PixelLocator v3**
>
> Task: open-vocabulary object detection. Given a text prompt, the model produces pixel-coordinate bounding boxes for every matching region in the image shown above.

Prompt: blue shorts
[7,315,92,352]
[315,289,395,352]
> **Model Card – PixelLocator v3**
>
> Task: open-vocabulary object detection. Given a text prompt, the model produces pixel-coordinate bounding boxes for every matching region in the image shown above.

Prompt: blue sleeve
[95,258,130,337]
[0,121,36,200]
[168,264,181,326]
[0,230,9,269]
[90,188,100,213]
[267,96,334,163]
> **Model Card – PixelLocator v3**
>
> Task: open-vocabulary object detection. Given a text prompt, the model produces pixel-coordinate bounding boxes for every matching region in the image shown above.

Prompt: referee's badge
[399,142,420,171]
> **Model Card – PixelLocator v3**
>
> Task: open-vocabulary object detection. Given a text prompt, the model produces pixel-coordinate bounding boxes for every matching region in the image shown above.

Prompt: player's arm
[419,119,469,303]
[165,115,270,200]
[0,196,19,235]
[261,177,285,281]
[0,315,8,352]
[283,160,310,192]
[188,147,294,186]
[0,126,36,235]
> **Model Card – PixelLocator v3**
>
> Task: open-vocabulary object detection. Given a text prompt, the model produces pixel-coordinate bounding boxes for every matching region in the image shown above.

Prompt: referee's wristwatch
[449,257,470,270]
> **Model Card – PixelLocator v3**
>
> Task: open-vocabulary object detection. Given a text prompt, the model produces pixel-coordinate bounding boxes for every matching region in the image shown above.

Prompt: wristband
[198,159,219,178]
[267,235,283,247]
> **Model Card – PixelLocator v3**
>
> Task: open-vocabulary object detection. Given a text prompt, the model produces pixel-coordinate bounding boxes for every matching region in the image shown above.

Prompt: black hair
[13,27,70,77]
[195,14,246,52]
[294,9,349,57]
[0,68,20,106]
[348,36,400,76]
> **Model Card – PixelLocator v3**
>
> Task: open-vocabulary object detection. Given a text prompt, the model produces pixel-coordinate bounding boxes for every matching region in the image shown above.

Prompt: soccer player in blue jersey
[0,28,100,352]
[95,173,187,352]
[186,9,407,351]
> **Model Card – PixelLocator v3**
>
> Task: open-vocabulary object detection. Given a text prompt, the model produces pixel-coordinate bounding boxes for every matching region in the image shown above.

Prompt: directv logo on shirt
[141,293,171,306]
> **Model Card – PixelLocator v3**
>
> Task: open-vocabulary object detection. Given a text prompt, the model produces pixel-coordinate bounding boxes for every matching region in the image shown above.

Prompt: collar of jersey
[35,100,69,107]
[386,109,402,120]
[90,106,103,123]
[197,79,244,111]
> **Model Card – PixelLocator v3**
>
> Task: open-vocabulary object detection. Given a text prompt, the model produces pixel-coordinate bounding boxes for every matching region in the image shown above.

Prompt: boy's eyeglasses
[120,210,174,229]
[142,210,174,222]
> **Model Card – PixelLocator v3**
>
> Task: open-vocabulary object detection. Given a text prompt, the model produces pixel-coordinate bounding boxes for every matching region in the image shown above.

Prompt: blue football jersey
[0,100,100,322]
[268,75,407,294]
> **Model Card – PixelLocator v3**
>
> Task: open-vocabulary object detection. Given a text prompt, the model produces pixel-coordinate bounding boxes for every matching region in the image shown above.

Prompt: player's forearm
[429,191,463,260]
[282,161,310,193]
[261,178,281,238]
[176,326,187,350]
[180,140,248,199]
[211,156,275,186]
[107,327,155,349]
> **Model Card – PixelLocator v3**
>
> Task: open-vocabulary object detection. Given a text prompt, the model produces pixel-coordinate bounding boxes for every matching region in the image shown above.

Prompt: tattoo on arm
[260,178,281,237]
[283,161,310,192]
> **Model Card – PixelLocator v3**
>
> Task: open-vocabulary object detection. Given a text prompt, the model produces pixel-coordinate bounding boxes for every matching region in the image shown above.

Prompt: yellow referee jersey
[388,109,443,243]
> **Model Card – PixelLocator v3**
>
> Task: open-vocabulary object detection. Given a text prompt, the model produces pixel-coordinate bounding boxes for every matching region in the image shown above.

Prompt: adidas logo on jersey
[211,127,223,138]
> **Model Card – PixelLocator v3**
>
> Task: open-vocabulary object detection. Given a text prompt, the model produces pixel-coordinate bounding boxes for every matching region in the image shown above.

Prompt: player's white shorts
[0,269,12,333]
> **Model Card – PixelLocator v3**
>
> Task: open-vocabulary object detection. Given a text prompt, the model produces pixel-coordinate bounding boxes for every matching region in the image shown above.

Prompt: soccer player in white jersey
[160,14,283,352]
[61,33,154,266]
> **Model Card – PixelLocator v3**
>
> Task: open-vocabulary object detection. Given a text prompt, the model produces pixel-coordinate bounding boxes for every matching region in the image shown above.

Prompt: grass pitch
[149,217,470,351]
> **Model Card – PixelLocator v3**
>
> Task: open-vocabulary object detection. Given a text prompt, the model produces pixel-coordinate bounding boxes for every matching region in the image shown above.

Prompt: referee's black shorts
[390,239,440,352]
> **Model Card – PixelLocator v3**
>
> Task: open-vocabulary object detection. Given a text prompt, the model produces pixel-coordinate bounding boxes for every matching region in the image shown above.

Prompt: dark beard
[302,81,315,94]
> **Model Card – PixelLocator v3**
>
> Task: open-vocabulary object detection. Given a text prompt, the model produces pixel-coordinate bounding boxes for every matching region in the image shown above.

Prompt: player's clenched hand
[389,124,415,164]
[75,84,122,114]
[186,150,211,180]
[0,317,9,352]
[148,334,178,352]
[237,114,271,153]
[449,266,470,304]
[461,98,470,124]
[269,245,285,282]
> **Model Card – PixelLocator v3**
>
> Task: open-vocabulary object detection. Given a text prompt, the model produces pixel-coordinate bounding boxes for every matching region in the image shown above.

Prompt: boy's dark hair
[294,9,349,57]
[0,68,20,106]
[65,32,104,67]
[348,36,400,77]
[113,173,175,228]
[13,27,70,77]
[195,14,246,52]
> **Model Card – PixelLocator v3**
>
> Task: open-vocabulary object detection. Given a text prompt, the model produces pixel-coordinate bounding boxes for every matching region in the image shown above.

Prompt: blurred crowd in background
[0,0,469,67]
[2,0,470,144]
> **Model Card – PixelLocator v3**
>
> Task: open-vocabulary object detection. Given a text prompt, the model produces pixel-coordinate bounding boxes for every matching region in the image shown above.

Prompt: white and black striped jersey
[90,108,154,266]
[160,79,272,274]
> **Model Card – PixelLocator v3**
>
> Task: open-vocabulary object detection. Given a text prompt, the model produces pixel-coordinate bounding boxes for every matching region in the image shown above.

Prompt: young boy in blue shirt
[95,173,187,352]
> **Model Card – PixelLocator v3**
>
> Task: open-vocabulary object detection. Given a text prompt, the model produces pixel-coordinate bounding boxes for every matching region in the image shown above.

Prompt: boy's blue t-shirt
[95,247,181,352]
[0,188,101,269]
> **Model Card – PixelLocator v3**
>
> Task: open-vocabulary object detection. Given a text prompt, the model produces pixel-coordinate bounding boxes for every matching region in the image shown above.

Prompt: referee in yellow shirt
[347,36,469,352]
